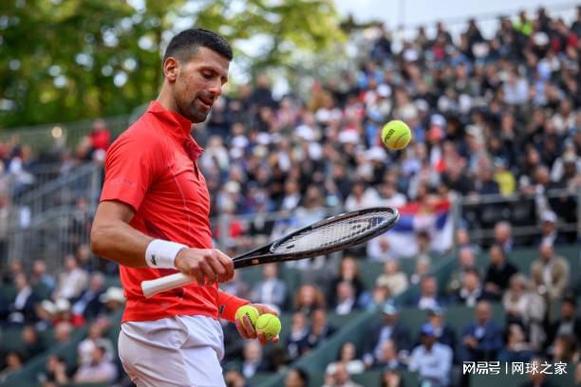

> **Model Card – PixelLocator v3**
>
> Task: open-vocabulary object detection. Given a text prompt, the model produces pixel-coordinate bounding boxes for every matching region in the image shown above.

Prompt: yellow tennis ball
[382,120,412,150]
[235,305,259,326]
[255,313,281,340]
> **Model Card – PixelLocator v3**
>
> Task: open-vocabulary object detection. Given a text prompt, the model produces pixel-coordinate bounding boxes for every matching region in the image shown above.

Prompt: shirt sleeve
[217,289,249,322]
[100,133,163,212]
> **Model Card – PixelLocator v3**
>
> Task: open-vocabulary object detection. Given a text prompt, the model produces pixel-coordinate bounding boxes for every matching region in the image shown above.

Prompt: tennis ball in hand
[382,120,412,150]
[255,313,281,340]
[235,305,259,326]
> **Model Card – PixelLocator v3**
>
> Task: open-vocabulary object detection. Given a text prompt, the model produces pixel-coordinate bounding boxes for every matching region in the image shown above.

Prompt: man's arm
[90,200,234,284]
[90,200,152,267]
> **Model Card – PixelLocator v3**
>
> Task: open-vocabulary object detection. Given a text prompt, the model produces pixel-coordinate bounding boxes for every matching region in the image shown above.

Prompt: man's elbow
[90,223,109,257]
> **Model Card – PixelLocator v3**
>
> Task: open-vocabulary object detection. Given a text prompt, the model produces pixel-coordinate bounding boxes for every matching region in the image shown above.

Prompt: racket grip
[141,273,195,298]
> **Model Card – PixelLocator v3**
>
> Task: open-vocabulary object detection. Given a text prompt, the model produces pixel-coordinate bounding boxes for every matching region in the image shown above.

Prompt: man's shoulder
[111,117,169,151]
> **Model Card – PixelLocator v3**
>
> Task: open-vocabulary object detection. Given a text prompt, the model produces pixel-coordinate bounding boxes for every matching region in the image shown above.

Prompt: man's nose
[208,79,222,98]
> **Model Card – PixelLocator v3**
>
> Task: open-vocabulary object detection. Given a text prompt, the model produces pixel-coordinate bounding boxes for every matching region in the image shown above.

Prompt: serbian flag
[386,199,454,258]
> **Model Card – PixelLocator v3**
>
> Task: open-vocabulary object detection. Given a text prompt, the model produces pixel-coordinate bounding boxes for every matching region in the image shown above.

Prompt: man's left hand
[235,303,280,345]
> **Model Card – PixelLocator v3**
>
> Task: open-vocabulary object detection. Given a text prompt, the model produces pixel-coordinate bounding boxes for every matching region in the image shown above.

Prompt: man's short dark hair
[163,28,233,63]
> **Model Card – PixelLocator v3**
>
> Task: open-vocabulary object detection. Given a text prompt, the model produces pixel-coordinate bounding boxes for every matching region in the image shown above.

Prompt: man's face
[169,47,229,123]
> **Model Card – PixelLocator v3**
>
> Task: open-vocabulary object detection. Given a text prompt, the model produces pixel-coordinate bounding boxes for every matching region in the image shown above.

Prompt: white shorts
[118,315,226,387]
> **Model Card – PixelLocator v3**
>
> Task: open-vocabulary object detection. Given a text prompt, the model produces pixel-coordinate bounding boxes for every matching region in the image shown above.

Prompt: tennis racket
[141,207,399,298]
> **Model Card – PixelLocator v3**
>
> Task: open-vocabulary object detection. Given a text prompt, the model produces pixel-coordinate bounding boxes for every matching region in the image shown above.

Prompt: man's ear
[163,57,179,82]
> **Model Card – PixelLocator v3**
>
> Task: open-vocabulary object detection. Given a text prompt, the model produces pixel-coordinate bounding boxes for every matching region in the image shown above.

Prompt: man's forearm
[91,220,153,268]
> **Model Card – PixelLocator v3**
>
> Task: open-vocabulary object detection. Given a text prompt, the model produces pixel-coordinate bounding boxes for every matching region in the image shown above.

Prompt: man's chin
[186,111,209,124]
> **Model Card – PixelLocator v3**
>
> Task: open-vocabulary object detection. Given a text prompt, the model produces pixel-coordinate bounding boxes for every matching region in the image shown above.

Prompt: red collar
[147,101,204,159]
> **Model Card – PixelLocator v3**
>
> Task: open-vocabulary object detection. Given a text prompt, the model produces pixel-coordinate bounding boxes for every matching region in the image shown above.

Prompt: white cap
[339,130,359,144]
[55,298,70,312]
[100,287,126,303]
[541,210,557,223]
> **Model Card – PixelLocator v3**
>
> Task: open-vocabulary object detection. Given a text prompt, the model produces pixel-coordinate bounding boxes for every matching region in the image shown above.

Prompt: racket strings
[272,210,394,254]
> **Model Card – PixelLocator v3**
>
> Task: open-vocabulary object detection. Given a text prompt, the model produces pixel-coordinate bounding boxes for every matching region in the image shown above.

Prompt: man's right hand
[174,248,234,285]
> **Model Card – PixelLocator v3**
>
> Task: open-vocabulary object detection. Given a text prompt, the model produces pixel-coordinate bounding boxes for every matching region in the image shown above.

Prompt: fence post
[577,187,581,242]
[218,213,229,250]
[450,192,462,255]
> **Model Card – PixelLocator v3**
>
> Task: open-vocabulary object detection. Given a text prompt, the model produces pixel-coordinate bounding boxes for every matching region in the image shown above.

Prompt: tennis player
[90,28,277,386]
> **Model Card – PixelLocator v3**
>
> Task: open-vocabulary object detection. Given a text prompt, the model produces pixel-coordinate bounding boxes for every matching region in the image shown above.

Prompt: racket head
[234,207,399,268]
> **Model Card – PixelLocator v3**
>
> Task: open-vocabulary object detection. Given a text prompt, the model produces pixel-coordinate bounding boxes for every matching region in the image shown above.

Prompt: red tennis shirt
[100,101,247,323]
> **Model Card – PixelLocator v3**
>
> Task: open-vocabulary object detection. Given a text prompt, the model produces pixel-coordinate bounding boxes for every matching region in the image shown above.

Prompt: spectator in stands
[326,341,365,375]
[455,229,480,254]
[250,263,287,310]
[370,339,404,370]
[71,272,106,321]
[224,368,246,387]
[21,325,46,361]
[53,255,88,301]
[493,221,513,253]
[518,357,553,387]
[73,344,117,384]
[306,308,337,350]
[7,272,37,325]
[240,341,267,379]
[538,210,564,247]
[550,334,577,363]
[77,320,114,367]
[424,307,456,351]
[37,355,69,386]
[546,295,581,349]
[483,244,519,300]
[30,259,55,293]
[286,312,309,361]
[408,275,444,310]
[408,323,453,387]
[447,247,478,297]
[459,301,503,362]
[88,119,112,153]
[344,180,380,211]
[530,243,570,302]
[285,367,309,387]
[380,368,404,387]
[53,321,73,345]
[365,281,393,311]
[333,281,361,315]
[367,233,393,262]
[99,286,125,315]
[364,304,411,366]
[454,268,495,307]
[329,257,366,307]
[409,256,431,286]
[498,323,535,362]
[0,352,23,382]
[294,284,326,316]
[376,181,407,208]
[503,273,546,350]
[375,260,408,297]
[323,362,363,387]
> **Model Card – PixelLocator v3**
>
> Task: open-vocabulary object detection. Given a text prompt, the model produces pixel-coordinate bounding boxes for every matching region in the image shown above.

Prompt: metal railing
[6,162,102,265]
[0,115,131,153]
[453,188,580,247]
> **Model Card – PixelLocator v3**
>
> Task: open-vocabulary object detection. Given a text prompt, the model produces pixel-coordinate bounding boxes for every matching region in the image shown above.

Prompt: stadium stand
[1,4,580,387]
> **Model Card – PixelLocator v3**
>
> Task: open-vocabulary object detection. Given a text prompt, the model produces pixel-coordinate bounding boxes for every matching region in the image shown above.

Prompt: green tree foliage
[0,0,344,127]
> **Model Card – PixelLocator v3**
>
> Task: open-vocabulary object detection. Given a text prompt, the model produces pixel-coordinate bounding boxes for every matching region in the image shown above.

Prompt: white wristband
[145,239,187,269]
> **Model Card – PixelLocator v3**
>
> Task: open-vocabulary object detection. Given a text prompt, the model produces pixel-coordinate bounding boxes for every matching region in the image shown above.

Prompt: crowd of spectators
[0,5,580,387]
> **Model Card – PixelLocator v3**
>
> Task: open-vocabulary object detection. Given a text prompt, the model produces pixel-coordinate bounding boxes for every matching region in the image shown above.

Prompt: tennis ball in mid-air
[255,313,281,340]
[235,305,259,326]
[382,120,412,150]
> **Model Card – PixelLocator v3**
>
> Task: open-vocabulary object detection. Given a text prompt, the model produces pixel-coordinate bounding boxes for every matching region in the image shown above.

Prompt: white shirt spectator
[408,342,453,386]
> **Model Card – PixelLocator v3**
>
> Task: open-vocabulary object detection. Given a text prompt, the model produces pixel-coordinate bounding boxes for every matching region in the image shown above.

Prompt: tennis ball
[235,305,259,326]
[255,313,281,340]
[381,120,412,150]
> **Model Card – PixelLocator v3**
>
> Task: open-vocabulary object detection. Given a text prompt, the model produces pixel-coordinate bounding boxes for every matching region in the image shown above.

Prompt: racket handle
[141,273,195,298]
